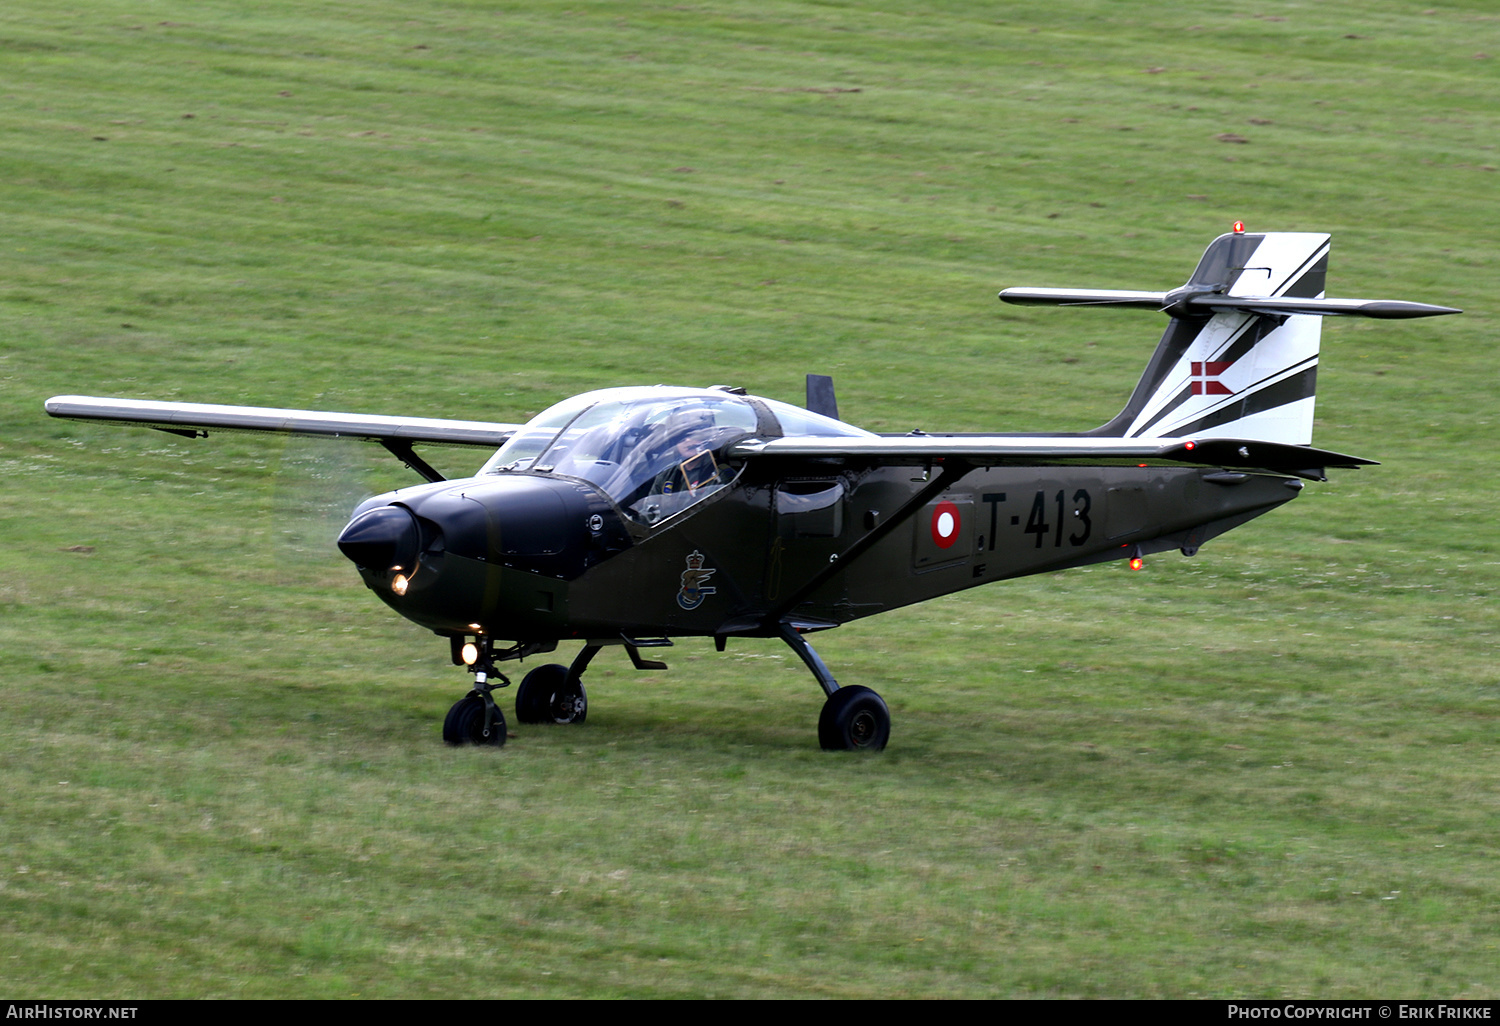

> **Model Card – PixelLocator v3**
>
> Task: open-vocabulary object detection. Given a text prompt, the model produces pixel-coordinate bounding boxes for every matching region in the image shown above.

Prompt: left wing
[45,396,519,447]
[729,433,1373,479]
[45,395,521,483]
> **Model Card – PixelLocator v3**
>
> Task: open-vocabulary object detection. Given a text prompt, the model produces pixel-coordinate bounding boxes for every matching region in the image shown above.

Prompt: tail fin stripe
[1274,245,1330,299]
[1164,367,1319,438]
[1126,385,1193,438]
[1127,349,1318,439]
[1122,312,1267,435]
[1211,313,1283,368]
[1141,360,1319,438]
[1231,236,1330,298]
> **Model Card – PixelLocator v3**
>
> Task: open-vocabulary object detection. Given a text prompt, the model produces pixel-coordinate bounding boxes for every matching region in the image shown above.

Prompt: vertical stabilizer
[998,229,1456,446]
[1100,231,1330,445]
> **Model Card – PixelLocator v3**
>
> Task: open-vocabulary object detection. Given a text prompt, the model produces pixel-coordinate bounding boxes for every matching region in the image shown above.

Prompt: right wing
[729,433,1375,480]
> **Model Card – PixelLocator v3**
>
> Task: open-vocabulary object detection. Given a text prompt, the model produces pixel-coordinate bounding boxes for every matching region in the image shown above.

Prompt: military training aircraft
[46,226,1459,750]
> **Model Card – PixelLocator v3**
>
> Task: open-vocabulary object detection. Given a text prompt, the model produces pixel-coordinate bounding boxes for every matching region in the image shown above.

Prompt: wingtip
[1359,300,1463,319]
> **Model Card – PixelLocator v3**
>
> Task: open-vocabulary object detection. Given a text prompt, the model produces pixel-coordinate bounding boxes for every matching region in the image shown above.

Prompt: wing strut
[762,459,968,629]
[380,439,445,483]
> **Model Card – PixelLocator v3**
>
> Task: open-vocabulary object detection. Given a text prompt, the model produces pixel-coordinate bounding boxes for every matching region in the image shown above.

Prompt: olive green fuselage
[347,461,1297,646]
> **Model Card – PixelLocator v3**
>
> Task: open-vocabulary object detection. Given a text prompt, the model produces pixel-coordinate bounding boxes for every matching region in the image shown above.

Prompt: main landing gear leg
[444,637,509,747]
[778,622,890,752]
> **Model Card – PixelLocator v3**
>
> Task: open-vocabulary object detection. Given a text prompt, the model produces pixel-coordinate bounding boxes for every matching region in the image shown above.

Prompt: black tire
[817,685,890,751]
[516,663,587,725]
[443,695,507,746]
[515,664,567,724]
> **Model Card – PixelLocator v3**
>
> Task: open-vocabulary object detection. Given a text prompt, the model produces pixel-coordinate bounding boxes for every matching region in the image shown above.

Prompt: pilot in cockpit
[654,407,730,498]
[610,401,745,525]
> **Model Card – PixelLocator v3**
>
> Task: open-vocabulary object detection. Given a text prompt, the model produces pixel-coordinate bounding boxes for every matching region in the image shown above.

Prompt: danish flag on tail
[1190,361,1233,396]
[999,228,1459,448]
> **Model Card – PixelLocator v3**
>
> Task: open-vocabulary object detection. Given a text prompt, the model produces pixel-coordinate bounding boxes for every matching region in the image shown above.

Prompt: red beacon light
[1232,221,1246,234]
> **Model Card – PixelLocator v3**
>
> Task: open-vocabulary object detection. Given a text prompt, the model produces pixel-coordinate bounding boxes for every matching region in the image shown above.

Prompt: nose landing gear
[444,636,510,747]
[443,693,508,746]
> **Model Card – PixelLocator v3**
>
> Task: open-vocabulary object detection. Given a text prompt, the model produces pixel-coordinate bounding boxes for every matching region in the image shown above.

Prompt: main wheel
[818,685,890,751]
[515,664,566,723]
[515,663,587,725]
[443,695,508,746]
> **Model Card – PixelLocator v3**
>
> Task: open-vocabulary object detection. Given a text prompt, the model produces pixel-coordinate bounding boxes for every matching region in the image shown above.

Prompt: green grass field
[2,0,1496,998]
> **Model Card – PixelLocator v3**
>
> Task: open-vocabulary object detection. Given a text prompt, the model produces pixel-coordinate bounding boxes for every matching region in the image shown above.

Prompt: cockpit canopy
[480,386,872,526]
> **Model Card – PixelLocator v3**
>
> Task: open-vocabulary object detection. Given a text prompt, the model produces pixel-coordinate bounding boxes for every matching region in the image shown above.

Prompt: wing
[45,395,521,483]
[729,433,1374,479]
[45,395,519,447]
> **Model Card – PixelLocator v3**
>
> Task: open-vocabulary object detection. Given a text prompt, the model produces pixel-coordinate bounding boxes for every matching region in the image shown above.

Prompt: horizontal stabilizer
[45,396,519,448]
[997,287,1167,309]
[999,288,1461,319]
[1174,295,1460,319]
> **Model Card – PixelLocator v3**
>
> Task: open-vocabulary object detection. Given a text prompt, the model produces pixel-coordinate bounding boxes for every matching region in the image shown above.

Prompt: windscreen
[498,391,759,525]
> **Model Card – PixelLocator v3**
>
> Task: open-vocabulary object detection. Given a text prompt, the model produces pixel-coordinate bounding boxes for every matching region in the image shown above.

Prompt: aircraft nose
[337,504,421,574]
[335,475,629,637]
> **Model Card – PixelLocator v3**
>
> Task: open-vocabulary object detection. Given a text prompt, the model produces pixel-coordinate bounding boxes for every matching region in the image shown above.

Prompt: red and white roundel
[930,501,961,549]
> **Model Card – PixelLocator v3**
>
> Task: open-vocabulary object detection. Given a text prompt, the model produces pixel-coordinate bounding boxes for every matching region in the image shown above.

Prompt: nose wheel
[444,635,510,746]
[443,694,508,747]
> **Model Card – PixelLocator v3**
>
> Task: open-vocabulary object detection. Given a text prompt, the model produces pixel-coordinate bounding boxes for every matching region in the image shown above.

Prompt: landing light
[461,642,479,666]
[392,573,410,596]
